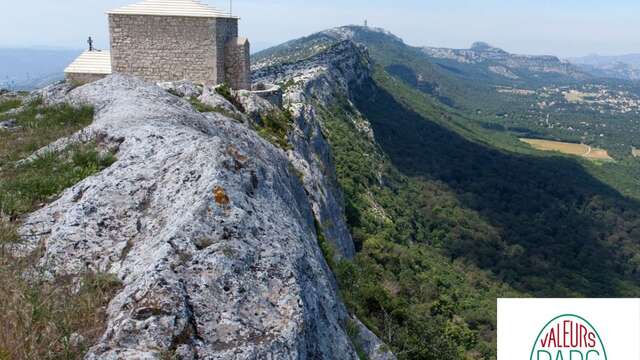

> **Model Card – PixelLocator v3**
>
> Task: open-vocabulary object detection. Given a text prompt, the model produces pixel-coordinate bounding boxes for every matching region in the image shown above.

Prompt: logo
[530,314,607,360]
[498,299,640,359]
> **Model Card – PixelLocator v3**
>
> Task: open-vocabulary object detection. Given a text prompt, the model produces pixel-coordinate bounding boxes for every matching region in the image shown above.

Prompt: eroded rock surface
[157,80,203,98]
[198,86,239,115]
[253,40,373,260]
[0,118,18,130]
[17,75,360,359]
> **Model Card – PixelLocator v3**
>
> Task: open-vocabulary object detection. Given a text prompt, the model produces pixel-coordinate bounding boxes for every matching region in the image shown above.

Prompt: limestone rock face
[235,89,276,121]
[157,80,203,98]
[253,41,396,359]
[17,74,359,359]
[253,41,373,260]
[197,86,238,114]
[28,81,73,105]
[14,34,397,359]
[0,118,18,130]
[351,317,396,360]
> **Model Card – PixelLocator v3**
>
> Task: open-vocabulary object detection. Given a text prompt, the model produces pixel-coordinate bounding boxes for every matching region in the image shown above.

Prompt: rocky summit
[11,38,395,359]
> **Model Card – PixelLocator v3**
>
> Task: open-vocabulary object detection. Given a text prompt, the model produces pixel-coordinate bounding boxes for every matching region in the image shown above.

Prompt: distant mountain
[568,54,640,81]
[0,48,81,90]
[422,41,591,84]
[569,53,640,67]
[254,26,593,111]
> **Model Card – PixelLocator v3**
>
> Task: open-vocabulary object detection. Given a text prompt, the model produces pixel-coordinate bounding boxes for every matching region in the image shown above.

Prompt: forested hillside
[254,26,640,359]
[261,26,640,161]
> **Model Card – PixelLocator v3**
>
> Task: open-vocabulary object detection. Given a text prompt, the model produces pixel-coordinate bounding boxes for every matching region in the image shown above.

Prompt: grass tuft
[188,97,245,122]
[0,100,94,169]
[0,249,122,360]
[188,97,217,113]
[0,98,22,114]
[0,143,116,218]
[0,101,121,360]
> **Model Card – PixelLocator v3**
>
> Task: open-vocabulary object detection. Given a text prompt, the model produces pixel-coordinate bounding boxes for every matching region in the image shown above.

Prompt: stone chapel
[65,0,251,89]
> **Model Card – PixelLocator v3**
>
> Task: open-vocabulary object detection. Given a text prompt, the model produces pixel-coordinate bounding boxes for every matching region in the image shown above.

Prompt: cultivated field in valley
[520,138,614,160]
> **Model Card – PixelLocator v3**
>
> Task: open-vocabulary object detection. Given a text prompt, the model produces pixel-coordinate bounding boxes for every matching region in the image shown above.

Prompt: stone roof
[107,0,234,18]
[64,51,112,75]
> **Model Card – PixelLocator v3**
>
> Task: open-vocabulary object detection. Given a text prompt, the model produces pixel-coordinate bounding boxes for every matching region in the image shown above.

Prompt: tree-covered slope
[254,27,640,359]
[329,69,640,359]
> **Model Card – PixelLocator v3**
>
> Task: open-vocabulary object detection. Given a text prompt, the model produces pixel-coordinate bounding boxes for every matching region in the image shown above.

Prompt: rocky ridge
[568,53,640,81]
[572,61,640,81]
[253,40,374,259]
[252,40,396,359]
[12,35,395,359]
[422,42,590,80]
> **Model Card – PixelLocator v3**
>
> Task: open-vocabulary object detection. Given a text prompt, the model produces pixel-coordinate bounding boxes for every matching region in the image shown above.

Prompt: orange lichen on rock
[213,186,230,206]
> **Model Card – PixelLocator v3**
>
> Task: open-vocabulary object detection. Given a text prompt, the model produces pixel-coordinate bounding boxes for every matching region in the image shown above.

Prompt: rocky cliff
[12,35,395,359]
[253,40,375,259]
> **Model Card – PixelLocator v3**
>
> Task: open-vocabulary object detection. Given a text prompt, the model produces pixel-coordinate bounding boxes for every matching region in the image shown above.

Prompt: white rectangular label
[498,298,640,359]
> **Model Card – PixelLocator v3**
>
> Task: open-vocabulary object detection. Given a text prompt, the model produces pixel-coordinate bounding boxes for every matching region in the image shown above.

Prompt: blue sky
[1,0,639,57]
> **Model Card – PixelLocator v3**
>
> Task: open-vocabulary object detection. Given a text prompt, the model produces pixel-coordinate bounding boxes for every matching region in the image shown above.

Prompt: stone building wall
[109,14,239,85]
[224,37,251,90]
[215,18,239,84]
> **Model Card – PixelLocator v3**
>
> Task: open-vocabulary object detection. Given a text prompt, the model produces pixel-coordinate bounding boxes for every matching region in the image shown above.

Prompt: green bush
[256,109,293,150]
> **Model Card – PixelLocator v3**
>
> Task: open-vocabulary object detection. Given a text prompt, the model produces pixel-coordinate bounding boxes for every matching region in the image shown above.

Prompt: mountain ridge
[4,40,396,359]
[252,24,640,359]
[568,54,640,80]
[421,40,590,82]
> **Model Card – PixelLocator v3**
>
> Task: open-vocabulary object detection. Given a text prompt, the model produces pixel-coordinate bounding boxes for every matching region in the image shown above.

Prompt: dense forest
[314,67,640,359]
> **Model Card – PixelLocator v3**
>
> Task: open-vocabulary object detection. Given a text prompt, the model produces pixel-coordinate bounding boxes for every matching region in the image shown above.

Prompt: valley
[254,25,640,359]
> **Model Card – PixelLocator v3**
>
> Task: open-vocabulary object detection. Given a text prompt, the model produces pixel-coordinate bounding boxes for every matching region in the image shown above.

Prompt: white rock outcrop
[253,40,395,360]
[253,41,373,260]
[14,35,396,359]
[17,75,359,359]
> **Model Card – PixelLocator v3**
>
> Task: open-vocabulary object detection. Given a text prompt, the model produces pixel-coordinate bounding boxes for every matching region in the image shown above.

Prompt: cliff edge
[13,38,395,360]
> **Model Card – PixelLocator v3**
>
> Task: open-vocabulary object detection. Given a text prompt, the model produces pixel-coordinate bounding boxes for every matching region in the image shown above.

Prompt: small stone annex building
[65,0,251,89]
